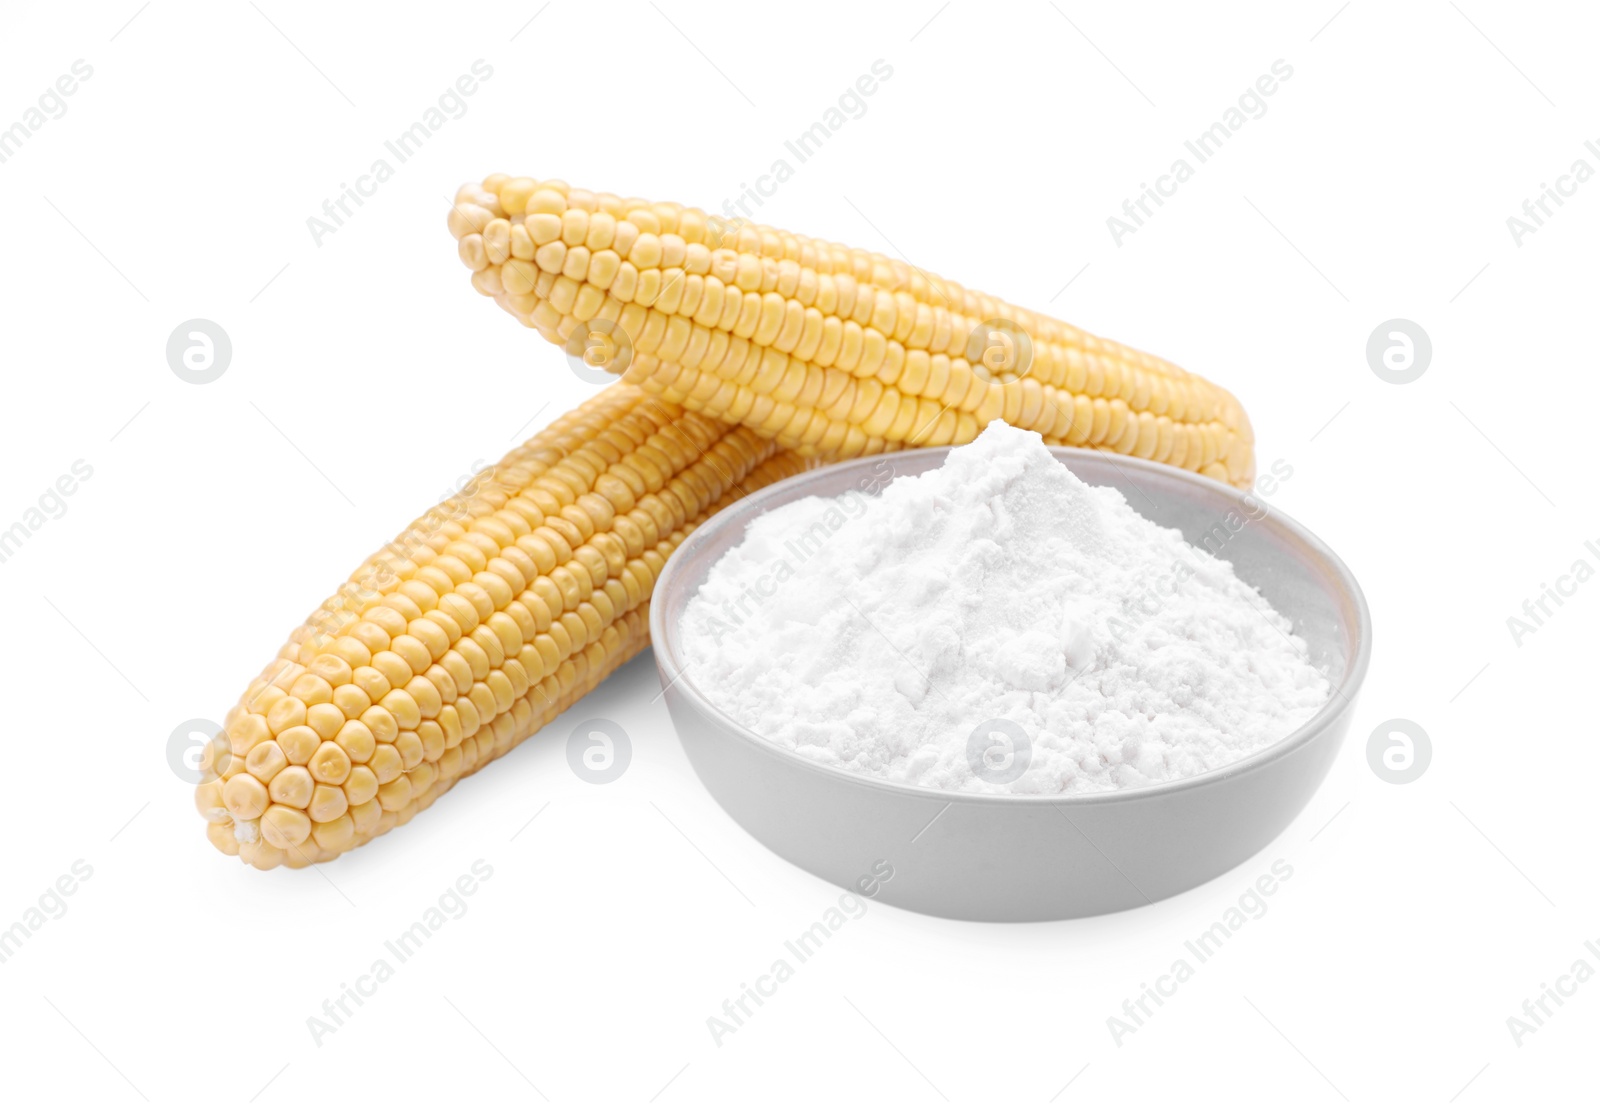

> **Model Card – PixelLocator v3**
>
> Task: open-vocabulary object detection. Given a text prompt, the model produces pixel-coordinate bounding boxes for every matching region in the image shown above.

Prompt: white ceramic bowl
[650,448,1371,921]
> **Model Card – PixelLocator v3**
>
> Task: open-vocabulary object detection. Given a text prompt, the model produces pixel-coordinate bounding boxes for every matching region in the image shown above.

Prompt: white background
[0,1,1593,1101]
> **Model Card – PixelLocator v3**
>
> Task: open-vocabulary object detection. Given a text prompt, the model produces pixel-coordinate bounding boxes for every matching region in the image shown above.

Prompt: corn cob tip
[198,384,812,867]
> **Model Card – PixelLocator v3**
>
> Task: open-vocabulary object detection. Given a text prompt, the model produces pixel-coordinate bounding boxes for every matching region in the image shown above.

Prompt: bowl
[649,447,1371,922]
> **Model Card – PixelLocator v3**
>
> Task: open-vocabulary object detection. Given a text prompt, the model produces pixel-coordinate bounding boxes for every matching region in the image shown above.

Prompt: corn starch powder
[679,422,1330,794]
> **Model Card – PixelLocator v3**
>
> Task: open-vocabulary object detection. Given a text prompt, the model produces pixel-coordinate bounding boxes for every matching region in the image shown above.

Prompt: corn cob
[195,384,810,868]
[448,176,1255,486]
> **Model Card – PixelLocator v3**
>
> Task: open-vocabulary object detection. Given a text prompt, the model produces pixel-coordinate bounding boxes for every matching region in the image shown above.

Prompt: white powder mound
[678,422,1332,794]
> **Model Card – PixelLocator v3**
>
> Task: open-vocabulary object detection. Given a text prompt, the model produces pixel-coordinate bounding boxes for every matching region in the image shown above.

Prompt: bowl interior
[655,446,1369,798]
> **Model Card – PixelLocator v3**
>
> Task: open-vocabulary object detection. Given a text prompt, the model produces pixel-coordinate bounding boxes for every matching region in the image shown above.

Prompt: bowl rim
[650,444,1372,807]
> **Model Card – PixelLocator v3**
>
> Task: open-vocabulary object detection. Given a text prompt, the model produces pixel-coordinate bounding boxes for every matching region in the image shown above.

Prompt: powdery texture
[679,422,1331,794]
